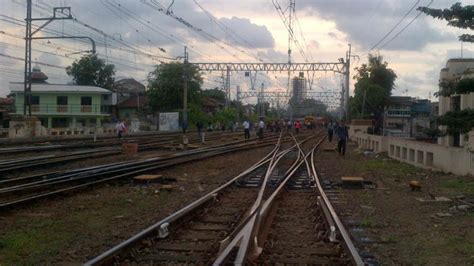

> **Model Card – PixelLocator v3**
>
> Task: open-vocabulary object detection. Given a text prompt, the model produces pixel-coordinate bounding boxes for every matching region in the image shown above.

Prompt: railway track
[85,132,364,265]
[0,133,291,210]
[0,130,242,155]
[0,131,259,175]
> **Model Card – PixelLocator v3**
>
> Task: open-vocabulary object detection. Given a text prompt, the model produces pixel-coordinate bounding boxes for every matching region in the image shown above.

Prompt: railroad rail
[0,130,241,155]
[0,131,260,175]
[0,133,291,210]
[85,132,363,265]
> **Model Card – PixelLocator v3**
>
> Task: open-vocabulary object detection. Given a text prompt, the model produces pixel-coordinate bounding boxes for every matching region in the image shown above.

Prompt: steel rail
[310,144,364,266]
[213,135,323,265]
[0,135,288,209]
[0,134,283,190]
[84,138,282,266]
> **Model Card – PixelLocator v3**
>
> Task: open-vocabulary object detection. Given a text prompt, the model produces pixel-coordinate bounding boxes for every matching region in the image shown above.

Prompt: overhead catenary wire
[368,0,421,51]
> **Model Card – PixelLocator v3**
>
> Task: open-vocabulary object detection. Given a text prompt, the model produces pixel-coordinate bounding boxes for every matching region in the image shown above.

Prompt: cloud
[298,0,456,51]
[219,17,274,48]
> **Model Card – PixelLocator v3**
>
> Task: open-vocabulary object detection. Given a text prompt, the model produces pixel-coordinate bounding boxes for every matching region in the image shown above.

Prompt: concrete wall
[354,132,474,176]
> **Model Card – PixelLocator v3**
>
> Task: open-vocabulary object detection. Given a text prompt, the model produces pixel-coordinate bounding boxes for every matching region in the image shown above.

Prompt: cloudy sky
[0,0,473,107]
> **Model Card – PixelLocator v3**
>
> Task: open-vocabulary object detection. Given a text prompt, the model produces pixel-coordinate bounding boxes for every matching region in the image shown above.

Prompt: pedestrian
[116,119,125,139]
[243,120,250,139]
[327,123,334,142]
[294,120,302,134]
[258,118,265,140]
[196,121,203,138]
[335,122,349,156]
[287,120,292,132]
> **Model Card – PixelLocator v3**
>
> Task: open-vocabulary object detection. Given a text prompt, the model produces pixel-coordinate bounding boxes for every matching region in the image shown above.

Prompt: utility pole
[260,82,265,118]
[24,1,73,116]
[287,0,295,122]
[225,66,230,108]
[344,43,351,120]
[183,46,188,134]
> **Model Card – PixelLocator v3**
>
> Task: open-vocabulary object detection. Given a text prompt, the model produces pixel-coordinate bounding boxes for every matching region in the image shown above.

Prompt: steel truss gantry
[237,91,341,109]
[193,62,346,73]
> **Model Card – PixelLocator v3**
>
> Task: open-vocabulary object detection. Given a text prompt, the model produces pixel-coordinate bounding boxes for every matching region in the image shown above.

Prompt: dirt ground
[315,140,474,265]
[0,143,274,264]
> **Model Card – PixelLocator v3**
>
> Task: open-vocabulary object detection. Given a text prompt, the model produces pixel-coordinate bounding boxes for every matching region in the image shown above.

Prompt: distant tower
[292,76,307,102]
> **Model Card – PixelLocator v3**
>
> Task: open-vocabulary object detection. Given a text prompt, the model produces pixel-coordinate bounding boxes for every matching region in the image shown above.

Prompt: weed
[351,158,418,176]
[440,179,474,194]
[360,218,376,227]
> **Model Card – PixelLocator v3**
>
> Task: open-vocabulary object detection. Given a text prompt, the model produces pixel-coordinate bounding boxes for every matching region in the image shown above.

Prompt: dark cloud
[298,0,456,51]
[219,17,274,48]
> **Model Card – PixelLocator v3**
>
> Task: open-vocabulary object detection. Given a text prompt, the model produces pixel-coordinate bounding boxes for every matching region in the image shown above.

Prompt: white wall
[354,132,474,176]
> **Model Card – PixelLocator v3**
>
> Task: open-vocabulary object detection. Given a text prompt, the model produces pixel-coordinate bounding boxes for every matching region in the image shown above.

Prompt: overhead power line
[368,0,421,51]
[377,0,434,51]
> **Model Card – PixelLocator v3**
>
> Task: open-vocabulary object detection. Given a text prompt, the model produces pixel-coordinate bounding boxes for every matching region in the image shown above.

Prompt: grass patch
[360,218,376,227]
[0,219,73,264]
[440,179,474,194]
[351,158,418,176]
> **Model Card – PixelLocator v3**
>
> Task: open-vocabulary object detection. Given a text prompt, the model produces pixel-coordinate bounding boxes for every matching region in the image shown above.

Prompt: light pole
[176,46,189,143]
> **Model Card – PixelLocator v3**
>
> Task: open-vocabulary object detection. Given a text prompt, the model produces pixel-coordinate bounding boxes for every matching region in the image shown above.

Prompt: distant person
[182,120,188,134]
[335,122,349,156]
[258,119,265,140]
[287,120,292,132]
[243,120,250,139]
[196,121,203,138]
[327,123,334,142]
[294,120,302,134]
[116,120,126,139]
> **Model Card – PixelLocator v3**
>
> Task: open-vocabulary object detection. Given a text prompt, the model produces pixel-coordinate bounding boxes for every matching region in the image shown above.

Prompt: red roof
[117,95,147,108]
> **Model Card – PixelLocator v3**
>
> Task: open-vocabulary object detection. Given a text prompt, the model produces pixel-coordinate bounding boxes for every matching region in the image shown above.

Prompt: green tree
[147,62,203,111]
[66,54,115,89]
[418,3,474,42]
[351,54,397,120]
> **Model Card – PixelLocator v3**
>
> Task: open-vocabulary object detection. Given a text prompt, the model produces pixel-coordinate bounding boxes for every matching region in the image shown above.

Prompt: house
[111,78,146,119]
[436,58,474,147]
[383,96,432,138]
[9,66,112,135]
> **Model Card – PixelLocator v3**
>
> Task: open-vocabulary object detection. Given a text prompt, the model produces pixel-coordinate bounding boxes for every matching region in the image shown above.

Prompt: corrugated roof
[9,82,111,94]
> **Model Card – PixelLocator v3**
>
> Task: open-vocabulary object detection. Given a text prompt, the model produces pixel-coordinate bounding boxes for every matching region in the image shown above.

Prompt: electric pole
[344,44,351,120]
[24,1,73,116]
[183,46,188,134]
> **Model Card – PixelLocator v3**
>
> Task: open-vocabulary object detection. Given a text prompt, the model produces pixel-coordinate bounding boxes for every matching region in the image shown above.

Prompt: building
[112,78,146,119]
[437,58,474,147]
[9,67,112,135]
[383,96,432,138]
[292,76,307,102]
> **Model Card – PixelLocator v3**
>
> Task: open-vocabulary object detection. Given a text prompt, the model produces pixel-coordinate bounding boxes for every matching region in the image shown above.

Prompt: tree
[418,3,474,42]
[351,54,397,120]
[66,54,115,89]
[147,62,203,111]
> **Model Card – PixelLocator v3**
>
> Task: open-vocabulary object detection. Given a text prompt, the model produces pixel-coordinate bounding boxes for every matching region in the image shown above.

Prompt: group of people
[327,121,349,156]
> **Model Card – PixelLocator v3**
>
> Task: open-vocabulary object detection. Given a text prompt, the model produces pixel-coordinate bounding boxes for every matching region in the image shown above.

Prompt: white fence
[354,132,474,176]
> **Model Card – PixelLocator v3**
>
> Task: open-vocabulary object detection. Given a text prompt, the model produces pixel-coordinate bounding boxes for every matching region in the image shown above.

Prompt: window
[81,96,92,105]
[103,94,109,101]
[57,96,68,105]
[31,96,39,105]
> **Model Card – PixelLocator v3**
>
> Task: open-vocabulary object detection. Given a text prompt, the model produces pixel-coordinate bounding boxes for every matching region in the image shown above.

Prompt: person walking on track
[116,120,126,139]
[258,118,265,140]
[335,122,349,156]
[243,120,250,139]
[327,122,334,142]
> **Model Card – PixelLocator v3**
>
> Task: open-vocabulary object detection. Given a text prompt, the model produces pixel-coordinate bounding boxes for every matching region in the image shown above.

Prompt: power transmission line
[368,0,421,51]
